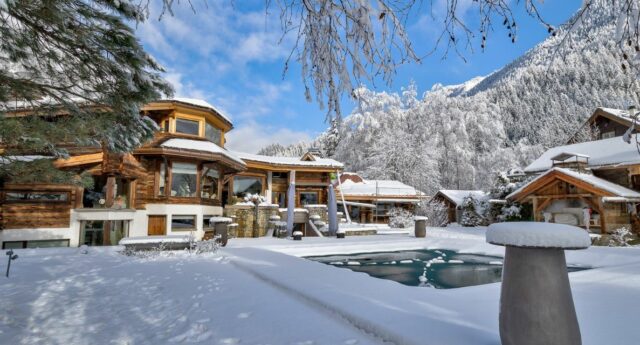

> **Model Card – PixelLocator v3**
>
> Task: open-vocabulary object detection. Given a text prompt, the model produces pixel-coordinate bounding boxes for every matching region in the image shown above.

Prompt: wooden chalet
[335,173,425,224]
[511,125,640,234]
[431,190,488,224]
[567,107,639,143]
[0,98,346,248]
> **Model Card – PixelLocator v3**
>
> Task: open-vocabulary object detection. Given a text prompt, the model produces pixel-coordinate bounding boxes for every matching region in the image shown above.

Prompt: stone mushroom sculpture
[486,222,591,345]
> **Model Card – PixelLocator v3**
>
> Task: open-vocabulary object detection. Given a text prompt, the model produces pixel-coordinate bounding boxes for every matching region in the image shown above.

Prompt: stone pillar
[486,222,590,345]
[414,216,427,238]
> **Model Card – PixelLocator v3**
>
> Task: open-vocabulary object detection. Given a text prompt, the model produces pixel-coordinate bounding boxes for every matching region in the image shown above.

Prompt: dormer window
[175,118,200,136]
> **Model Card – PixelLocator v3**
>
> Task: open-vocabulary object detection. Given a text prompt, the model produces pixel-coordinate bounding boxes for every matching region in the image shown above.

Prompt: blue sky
[136,1,582,153]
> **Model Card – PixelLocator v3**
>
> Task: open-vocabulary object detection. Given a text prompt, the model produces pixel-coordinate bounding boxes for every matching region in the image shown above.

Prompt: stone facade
[304,205,328,223]
[224,204,279,238]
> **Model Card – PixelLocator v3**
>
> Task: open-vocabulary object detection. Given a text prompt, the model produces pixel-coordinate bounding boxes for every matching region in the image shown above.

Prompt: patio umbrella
[328,184,338,236]
[286,182,295,237]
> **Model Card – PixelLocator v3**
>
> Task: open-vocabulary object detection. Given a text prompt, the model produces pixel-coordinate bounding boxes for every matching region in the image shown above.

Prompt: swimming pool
[306,249,588,289]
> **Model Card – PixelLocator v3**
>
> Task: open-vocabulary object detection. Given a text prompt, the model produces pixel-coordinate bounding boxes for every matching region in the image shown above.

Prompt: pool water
[306,249,588,289]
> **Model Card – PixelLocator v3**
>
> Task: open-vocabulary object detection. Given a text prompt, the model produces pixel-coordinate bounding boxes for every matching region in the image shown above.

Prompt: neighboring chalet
[431,190,488,224]
[335,173,425,224]
[567,107,639,143]
[508,132,640,234]
[0,98,342,248]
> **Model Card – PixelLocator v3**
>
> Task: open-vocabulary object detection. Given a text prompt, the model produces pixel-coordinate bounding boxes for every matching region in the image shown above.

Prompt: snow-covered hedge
[388,207,415,228]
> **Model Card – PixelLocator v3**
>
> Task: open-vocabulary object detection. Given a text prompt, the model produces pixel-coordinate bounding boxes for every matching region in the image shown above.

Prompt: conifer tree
[0,0,171,185]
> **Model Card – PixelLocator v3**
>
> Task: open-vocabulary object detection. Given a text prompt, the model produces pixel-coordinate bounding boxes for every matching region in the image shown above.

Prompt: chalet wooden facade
[335,173,426,224]
[567,107,639,143]
[0,98,342,248]
[510,114,640,235]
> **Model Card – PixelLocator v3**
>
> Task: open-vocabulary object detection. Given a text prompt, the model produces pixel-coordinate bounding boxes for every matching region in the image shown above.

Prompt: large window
[175,118,200,136]
[205,123,222,145]
[2,239,70,249]
[172,215,196,231]
[233,176,263,198]
[6,191,68,202]
[201,168,219,200]
[299,191,319,205]
[171,163,198,197]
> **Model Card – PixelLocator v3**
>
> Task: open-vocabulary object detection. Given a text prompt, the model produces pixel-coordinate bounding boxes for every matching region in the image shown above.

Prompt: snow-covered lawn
[1,227,640,344]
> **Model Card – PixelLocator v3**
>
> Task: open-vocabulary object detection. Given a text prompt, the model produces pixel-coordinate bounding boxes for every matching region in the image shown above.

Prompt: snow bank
[486,222,591,249]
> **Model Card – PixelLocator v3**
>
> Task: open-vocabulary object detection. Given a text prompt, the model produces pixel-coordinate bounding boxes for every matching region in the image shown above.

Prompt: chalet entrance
[80,220,129,246]
[147,215,167,236]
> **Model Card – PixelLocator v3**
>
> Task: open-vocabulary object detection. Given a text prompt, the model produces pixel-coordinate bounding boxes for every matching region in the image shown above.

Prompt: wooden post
[266,171,273,204]
[532,197,540,222]
[105,176,116,208]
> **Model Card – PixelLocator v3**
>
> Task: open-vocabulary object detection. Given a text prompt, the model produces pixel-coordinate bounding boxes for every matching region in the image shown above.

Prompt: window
[201,168,219,200]
[601,131,616,139]
[175,118,200,136]
[158,162,166,196]
[80,220,129,246]
[172,215,196,231]
[2,239,70,249]
[171,163,198,197]
[233,176,263,197]
[299,192,319,205]
[205,123,222,145]
[5,191,68,202]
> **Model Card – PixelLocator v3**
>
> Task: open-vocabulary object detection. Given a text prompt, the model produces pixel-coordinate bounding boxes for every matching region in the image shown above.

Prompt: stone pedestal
[500,246,580,345]
[414,216,428,238]
[486,222,590,345]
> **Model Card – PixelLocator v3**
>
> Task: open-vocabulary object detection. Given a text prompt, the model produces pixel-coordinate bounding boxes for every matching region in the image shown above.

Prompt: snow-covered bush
[244,193,266,204]
[194,239,220,254]
[417,200,449,227]
[388,207,415,228]
[608,227,634,247]
[459,196,489,227]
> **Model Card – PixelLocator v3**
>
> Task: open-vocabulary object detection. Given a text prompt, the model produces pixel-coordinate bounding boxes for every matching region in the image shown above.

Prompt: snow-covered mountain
[262,1,635,194]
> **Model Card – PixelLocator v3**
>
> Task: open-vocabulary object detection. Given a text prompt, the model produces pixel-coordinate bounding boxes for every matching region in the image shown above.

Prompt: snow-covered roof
[162,98,232,125]
[0,155,53,164]
[338,179,424,198]
[234,152,344,169]
[435,190,488,206]
[525,135,640,172]
[507,167,640,200]
[551,152,590,161]
[598,107,633,122]
[161,138,244,165]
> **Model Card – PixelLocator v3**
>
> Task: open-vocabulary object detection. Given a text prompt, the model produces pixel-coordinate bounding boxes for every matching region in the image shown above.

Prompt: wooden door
[148,215,166,236]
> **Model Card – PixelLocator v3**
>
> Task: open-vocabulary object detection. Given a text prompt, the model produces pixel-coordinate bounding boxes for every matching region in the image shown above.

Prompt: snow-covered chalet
[508,107,640,234]
[0,99,344,248]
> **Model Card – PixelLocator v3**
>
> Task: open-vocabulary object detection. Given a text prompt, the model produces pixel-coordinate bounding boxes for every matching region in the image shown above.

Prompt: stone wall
[304,205,328,223]
[224,204,279,238]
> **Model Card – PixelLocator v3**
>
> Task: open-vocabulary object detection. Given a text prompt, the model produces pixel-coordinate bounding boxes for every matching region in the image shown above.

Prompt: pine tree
[0,0,172,185]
